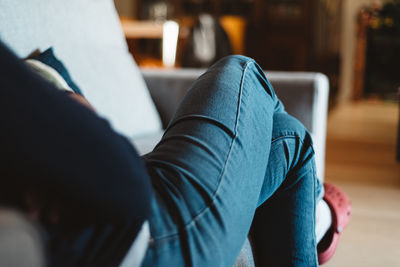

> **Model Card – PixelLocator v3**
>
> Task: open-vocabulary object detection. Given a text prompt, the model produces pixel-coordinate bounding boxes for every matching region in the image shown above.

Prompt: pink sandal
[318,183,352,265]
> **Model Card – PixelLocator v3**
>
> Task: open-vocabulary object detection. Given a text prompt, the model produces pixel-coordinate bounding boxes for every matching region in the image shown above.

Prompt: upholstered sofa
[0,0,330,266]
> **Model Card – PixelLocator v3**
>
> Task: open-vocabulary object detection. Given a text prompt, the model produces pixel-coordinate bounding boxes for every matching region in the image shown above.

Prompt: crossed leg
[142,56,319,267]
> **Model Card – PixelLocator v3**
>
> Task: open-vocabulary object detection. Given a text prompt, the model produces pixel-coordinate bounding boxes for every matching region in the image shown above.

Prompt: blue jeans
[142,56,320,267]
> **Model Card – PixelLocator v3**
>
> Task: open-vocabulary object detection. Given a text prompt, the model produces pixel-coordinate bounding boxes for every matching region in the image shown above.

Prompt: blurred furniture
[364,30,400,99]
[353,9,370,100]
[246,0,342,73]
[247,0,315,70]
[0,0,330,266]
[219,15,246,54]
[397,88,400,162]
[121,19,164,38]
[180,14,232,68]
[136,0,254,19]
[136,0,341,100]
[353,2,400,100]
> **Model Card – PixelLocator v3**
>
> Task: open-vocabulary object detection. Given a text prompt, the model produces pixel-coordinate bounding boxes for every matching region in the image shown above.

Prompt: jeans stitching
[268,135,318,265]
[310,159,318,266]
[163,115,236,139]
[271,135,300,143]
[151,59,254,242]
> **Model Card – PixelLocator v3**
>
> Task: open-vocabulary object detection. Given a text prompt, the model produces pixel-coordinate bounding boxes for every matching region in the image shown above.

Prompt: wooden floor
[324,100,400,267]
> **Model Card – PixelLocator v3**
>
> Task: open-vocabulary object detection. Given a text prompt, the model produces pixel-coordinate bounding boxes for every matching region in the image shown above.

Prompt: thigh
[142,56,283,266]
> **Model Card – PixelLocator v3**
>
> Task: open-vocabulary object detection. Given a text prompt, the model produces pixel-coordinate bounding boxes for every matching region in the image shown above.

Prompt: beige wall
[114,0,136,18]
[338,0,382,104]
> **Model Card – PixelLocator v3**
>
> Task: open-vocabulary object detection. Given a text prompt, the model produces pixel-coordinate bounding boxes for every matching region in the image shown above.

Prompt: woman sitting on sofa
[0,40,349,267]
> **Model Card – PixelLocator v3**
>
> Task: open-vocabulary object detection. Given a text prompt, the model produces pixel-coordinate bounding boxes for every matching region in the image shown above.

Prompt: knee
[212,55,277,96]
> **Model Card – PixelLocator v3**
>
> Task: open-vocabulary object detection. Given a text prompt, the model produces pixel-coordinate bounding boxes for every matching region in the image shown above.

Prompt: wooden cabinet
[246,0,342,102]
[246,0,318,71]
[364,30,400,99]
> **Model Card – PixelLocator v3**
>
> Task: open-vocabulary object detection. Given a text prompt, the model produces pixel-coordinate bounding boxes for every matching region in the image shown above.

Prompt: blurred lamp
[162,20,179,67]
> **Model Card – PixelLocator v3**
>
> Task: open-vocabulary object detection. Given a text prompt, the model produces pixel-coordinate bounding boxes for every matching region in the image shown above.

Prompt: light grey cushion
[0,0,162,138]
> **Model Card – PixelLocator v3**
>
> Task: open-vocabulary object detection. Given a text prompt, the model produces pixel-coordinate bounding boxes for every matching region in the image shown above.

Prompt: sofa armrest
[141,68,329,180]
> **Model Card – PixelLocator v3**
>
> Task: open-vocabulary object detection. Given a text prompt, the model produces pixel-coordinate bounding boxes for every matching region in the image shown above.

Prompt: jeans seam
[272,132,315,155]
[271,133,317,197]
[283,162,318,266]
[277,135,318,265]
[163,115,236,139]
[312,161,318,266]
[271,135,299,144]
[151,59,255,242]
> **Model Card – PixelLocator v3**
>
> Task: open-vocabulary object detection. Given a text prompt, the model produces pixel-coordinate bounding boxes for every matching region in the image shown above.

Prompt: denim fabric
[142,56,319,267]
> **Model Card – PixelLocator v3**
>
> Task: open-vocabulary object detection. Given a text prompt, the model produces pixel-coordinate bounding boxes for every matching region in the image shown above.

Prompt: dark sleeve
[0,41,152,227]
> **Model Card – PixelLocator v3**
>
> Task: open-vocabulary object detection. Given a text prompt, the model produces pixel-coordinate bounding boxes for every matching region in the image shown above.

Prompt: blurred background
[114,0,399,266]
[115,0,400,104]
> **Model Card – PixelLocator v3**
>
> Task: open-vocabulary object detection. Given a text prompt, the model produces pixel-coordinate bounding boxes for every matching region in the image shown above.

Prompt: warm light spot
[162,20,179,67]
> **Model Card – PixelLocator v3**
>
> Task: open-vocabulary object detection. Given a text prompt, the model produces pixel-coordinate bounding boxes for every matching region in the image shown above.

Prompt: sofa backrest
[0,0,162,138]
